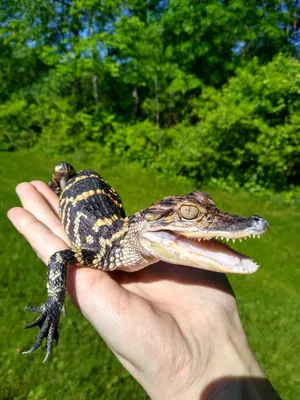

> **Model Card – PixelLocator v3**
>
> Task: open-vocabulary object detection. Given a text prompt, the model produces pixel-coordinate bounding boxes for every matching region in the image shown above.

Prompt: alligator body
[23,162,269,361]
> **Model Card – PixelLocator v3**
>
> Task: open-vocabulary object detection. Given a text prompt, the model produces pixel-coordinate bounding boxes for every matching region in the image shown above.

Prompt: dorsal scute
[60,169,126,220]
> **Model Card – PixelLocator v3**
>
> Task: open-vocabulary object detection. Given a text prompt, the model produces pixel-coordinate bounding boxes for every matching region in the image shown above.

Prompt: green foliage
[0,1,299,194]
[101,56,300,194]
[105,120,160,165]
[190,55,300,192]
[0,96,30,150]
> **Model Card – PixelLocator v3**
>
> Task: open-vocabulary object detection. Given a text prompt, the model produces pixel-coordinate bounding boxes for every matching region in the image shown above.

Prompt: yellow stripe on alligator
[65,206,72,236]
[96,215,118,227]
[92,217,128,237]
[75,189,123,208]
[76,190,97,201]
[62,174,100,193]
[92,215,124,232]
[61,189,122,209]
[74,248,85,265]
[108,219,129,242]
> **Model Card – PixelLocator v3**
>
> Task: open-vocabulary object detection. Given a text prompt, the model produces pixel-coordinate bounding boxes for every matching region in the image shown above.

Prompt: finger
[8,204,157,368]
[66,266,151,352]
[16,182,70,245]
[8,206,131,324]
[30,180,60,216]
[7,204,129,313]
[66,265,176,376]
[7,207,69,264]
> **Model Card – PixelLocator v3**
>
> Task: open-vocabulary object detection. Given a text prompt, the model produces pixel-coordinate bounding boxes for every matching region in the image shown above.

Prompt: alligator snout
[250,215,269,232]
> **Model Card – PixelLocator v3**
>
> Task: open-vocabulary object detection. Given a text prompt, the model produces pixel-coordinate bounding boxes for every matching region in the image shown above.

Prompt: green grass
[0,151,299,399]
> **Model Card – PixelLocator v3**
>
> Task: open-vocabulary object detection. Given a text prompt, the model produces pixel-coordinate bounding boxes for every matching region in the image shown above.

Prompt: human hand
[8,181,280,400]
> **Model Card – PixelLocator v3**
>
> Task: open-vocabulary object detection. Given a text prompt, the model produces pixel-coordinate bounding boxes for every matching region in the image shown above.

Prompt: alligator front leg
[23,249,78,362]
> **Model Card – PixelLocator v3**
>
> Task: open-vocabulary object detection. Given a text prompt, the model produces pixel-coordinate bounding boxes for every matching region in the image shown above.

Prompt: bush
[0,54,299,194]
[181,55,300,191]
[104,120,160,166]
[122,56,300,194]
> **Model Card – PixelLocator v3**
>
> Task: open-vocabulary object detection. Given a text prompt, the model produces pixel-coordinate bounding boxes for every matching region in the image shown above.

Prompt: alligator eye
[180,205,199,220]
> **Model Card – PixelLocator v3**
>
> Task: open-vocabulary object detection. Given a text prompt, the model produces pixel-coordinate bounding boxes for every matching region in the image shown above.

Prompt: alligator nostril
[251,215,269,230]
[252,215,263,222]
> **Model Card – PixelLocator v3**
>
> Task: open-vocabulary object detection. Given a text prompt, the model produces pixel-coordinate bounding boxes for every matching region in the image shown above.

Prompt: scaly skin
[23,162,269,361]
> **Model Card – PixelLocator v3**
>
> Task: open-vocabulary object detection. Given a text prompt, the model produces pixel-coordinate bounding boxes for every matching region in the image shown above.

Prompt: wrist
[200,327,281,400]
[148,317,278,400]
[203,321,266,383]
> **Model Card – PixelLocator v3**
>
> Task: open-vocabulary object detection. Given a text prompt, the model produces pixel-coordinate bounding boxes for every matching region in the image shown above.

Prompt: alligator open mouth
[141,230,265,274]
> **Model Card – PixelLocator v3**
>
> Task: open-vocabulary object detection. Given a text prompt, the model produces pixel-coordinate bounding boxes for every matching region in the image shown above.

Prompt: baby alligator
[23,162,269,361]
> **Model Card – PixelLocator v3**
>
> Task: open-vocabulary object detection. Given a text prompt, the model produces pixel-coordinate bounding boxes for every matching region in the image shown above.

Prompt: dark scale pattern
[23,164,129,360]
[59,169,126,249]
[23,249,78,362]
[61,169,125,218]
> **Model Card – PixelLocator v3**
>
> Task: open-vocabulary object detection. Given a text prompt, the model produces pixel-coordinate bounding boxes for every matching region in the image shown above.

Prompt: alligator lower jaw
[141,231,260,274]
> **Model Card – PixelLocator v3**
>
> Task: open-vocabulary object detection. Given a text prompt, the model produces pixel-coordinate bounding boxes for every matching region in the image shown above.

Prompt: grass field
[0,152,299,400]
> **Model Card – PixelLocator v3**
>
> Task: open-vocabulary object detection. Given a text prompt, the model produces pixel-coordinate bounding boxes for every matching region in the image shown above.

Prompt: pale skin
[8,181,281,400]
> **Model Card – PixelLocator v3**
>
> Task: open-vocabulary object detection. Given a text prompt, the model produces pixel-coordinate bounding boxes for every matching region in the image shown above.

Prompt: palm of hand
[8,181,238,398]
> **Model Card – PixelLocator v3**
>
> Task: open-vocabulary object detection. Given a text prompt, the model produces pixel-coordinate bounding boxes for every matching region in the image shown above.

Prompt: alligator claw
[23,299,61,361]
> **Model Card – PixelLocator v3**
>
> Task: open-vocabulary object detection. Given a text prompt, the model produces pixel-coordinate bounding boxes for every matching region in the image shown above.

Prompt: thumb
[66,266,132,343]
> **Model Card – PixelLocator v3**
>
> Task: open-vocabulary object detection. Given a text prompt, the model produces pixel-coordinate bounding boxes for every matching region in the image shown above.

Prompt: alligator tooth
[258,235,260,239]
[239,239,242,242]
[226,238,229,242]
[232,239,235,243]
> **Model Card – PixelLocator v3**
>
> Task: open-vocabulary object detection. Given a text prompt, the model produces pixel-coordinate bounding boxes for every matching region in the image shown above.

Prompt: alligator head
[135,191,269,274]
